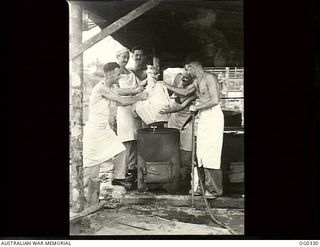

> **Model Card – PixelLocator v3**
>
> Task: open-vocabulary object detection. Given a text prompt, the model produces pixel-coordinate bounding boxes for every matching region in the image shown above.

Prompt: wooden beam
[70,0,163,60]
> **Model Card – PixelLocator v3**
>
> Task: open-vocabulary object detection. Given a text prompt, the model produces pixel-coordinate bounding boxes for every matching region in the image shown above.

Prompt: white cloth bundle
[163,68,187,85]
[134,83,171,125]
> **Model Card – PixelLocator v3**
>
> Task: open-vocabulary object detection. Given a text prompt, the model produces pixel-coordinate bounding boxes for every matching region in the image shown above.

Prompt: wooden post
[191,114,195,207]
[70,2,86,213]
[226,66,230,89]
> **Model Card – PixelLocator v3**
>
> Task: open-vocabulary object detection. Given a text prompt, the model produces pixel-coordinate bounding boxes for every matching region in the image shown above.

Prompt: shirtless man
[130,46,148,85]
[161,56,224,198]
[83,62,148,203]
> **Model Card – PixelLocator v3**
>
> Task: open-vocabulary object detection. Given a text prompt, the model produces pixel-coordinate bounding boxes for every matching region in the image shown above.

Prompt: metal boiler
[221,110,244,195]
[137,127,181,193]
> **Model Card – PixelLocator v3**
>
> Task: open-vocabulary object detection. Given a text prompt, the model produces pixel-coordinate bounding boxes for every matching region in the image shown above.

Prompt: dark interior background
[82,1,243,68]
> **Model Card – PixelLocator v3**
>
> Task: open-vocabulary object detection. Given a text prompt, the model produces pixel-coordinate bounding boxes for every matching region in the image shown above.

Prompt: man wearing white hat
[112,48,145,185]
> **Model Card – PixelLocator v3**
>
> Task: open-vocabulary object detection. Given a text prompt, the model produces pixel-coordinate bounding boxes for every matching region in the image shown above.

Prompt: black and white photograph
[3,0,319,241]
[69,0,244,236]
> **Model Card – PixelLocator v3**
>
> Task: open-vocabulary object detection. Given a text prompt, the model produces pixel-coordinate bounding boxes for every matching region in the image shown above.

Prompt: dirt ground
[70,163,244,236]
[70,204,244,235]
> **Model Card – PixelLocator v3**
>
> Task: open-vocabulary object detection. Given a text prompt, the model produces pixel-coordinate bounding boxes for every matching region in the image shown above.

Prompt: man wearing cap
[112,48,145,186]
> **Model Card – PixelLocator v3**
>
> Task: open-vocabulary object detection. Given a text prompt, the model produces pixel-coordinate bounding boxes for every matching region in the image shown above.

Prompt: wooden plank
[71,0,163,60]
[70,201,107,223]
[121,194,245,209]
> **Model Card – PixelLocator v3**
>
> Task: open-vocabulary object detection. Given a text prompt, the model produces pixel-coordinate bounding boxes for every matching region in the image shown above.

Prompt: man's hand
[189,105,197,112]
[137,91,148,101]
[134,86,145,94]
[159,105,183,114]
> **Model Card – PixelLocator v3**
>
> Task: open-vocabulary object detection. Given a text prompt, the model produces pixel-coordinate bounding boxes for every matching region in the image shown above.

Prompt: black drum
[137,127,180,193]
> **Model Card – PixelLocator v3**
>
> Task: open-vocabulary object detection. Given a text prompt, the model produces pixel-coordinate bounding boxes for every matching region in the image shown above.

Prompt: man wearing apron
[161,57,224,198]
[113,48,145,185]
[83,62,148,202]
[160,73,196,193]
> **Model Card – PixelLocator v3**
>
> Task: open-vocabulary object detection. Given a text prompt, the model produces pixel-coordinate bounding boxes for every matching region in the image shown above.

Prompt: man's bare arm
[162,82,196,96]
[195,74,220,111]
[159,95,196,114]
[180,94,197,108]
[98,86,147,106]
[112,85,144,96]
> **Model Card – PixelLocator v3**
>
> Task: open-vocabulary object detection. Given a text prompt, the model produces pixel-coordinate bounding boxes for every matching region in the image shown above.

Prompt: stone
[111,186,127,199]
